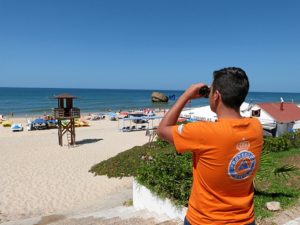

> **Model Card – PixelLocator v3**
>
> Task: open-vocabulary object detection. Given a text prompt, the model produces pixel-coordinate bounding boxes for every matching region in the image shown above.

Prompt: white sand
[0,116,161,223]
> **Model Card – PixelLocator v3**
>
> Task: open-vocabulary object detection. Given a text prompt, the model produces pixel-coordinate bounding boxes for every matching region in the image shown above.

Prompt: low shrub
[89,142,174,178]
[155,136,170,148]
[136,151,193,207]
[264,130,300,152]
[282,130,300,148]
[264,136,291,152]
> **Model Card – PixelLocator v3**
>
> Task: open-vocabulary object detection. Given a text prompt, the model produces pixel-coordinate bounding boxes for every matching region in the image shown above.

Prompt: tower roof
[54,93,77,99]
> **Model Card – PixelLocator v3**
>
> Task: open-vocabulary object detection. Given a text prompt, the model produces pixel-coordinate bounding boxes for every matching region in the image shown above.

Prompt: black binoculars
[198,86,210,98]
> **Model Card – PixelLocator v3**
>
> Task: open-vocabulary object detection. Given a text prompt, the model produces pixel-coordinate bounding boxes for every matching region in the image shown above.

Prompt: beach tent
[120,116,163,132]
[180,105,217,122]
[180,102,271,122]
[127,113,148,124]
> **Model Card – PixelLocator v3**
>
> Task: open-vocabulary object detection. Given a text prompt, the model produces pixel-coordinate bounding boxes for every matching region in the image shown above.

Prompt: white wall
[133,179,187,220]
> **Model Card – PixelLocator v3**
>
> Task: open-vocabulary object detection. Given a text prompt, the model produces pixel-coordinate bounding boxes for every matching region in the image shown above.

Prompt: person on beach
[157,67,263,225]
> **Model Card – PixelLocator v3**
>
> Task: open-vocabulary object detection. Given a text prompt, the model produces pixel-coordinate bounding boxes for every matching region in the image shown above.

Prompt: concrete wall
[133,179,187,220]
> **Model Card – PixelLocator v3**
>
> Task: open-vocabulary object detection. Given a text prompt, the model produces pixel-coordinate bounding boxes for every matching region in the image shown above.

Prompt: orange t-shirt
[172,118,263,225]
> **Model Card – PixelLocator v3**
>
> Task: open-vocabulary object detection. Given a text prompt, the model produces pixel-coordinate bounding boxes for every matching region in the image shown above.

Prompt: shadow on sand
[76,138,103,145]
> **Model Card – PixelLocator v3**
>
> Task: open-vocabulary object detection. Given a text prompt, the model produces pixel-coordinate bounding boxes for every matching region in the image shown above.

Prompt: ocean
[0,87,300,117]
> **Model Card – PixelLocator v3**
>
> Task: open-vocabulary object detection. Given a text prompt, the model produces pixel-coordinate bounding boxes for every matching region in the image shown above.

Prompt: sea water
[0,87,299,117]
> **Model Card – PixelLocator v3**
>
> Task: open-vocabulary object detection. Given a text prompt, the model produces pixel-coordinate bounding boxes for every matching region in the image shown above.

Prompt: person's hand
[182,83,208,100]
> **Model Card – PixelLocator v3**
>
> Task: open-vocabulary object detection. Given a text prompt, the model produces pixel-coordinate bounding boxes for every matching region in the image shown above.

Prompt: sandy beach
[0,115,161,223]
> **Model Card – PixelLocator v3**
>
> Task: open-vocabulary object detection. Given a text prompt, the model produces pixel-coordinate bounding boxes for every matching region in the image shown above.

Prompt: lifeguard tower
[53,93,80,146]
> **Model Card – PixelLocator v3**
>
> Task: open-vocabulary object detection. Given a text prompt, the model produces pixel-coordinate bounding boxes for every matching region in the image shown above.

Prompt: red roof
[258,102,300,123]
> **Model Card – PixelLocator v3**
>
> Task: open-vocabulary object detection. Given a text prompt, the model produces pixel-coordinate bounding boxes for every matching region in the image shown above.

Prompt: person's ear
[214,90,223,106]
[213,90,220,101]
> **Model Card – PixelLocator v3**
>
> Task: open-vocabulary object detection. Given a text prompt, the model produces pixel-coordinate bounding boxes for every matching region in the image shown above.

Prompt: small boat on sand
[11,123,23,132]
[28,118,48,130]
[2,120,12,127]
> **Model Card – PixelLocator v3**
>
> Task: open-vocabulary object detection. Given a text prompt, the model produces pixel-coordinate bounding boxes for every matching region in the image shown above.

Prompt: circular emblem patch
[228,151,256,180]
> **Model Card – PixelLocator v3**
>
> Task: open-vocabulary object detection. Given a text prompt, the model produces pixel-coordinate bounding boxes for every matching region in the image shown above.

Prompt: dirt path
[258,200,300,225]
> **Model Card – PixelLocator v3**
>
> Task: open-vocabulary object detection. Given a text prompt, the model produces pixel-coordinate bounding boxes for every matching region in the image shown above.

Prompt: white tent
[180,105,217,122]
[180,102,254,122]
[180,102,300,136]
[180,102,276,128]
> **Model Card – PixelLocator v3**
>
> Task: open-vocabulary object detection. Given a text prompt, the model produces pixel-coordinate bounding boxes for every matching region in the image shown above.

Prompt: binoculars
[198,86,210,98]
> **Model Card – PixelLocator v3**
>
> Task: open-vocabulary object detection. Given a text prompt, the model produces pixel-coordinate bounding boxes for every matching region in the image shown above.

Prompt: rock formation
[151,92,169,103]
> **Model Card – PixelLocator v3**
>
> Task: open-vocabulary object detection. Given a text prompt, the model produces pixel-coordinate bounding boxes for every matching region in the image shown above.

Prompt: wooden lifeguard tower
[53,93,80,146]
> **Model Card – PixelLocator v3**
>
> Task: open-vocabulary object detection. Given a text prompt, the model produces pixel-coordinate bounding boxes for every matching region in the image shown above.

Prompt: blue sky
[0,0,299,92]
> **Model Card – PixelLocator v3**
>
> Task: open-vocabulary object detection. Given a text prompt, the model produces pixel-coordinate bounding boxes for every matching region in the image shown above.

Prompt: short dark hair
[212,67,249,110]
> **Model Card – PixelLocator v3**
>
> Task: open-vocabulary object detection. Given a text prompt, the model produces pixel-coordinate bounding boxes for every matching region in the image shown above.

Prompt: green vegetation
[90,134,300,219]
[264,130,300,152]
[136,150,192,206]
[254,148,300,219]
[89,141,175,178]
[123,199,133,207]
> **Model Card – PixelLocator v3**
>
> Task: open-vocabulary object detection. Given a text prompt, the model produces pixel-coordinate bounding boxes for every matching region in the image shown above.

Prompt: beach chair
[121,126,131,132]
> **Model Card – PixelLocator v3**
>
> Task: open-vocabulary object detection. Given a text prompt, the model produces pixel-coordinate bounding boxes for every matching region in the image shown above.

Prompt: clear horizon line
[0,86,299,94]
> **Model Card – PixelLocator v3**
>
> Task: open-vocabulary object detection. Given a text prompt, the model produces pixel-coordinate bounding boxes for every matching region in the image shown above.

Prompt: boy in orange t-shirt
[157,67,263,225]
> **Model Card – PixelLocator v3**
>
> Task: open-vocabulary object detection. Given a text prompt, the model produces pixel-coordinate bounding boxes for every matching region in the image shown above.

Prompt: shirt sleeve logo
[178,124,185,135]
[228,140,256,180]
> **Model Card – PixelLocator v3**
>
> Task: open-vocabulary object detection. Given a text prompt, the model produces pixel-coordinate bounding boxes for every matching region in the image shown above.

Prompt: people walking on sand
[157,67,263,225]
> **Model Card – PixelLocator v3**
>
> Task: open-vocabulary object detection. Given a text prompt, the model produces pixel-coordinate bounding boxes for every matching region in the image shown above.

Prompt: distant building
[180,102,300,137]
[250,102,300,137]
